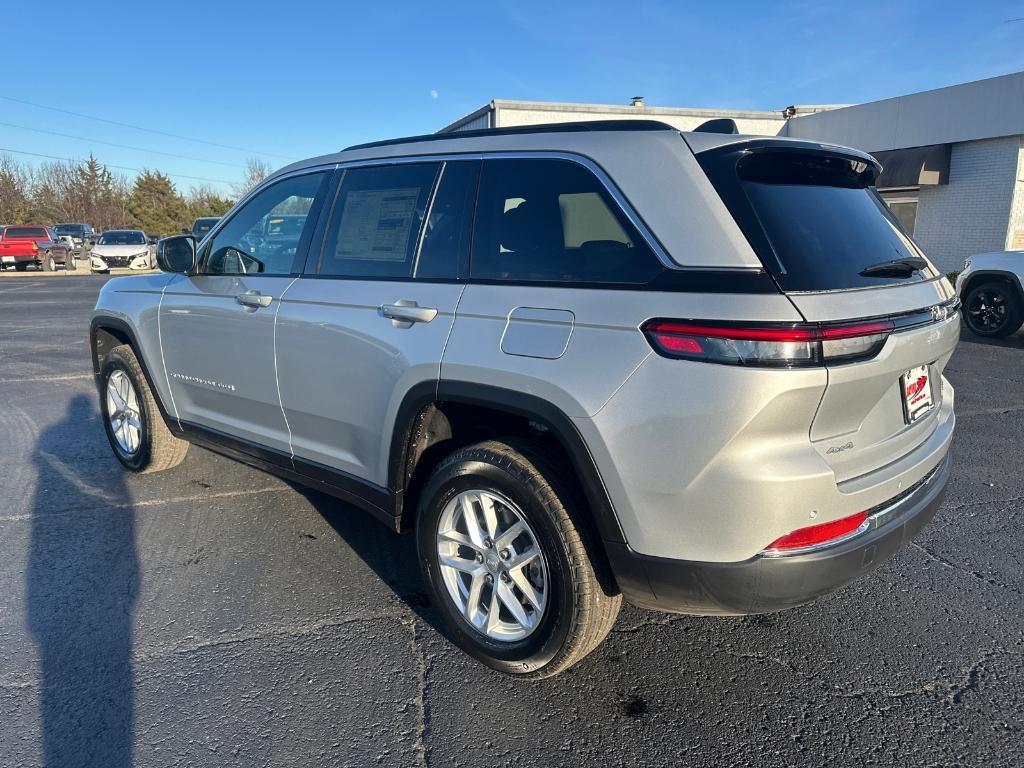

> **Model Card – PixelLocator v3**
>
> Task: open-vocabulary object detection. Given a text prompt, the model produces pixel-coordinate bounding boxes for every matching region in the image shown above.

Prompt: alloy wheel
[106,369,143,455]
[967,288,1007,333]
[436,489,549,641]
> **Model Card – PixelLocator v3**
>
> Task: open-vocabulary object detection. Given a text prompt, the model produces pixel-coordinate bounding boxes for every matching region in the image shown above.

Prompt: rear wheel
[963,281,1023,337]
[65,254,76,271]
[43,252,56,272]
[416,440,621,678]
[100,344,188,473]
[14,263,27,272]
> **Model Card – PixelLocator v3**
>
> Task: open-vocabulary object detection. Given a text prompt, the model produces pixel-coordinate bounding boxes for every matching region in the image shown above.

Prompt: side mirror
[181,226,191,235]
[156,235,197,273]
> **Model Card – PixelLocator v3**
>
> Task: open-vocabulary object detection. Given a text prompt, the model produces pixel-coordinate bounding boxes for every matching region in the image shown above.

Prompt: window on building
[880,191,919,236]
[471,158,661,284]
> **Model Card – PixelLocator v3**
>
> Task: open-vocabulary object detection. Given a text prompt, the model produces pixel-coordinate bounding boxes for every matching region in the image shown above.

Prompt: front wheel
[100,344,189,472]
[963,281,1023,338]
[417,440,621,678]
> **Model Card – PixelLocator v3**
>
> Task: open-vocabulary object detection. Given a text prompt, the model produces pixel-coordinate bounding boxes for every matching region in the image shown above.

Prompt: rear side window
[699,148,938,292]
[319,163,439,278]
[471,158,661,284]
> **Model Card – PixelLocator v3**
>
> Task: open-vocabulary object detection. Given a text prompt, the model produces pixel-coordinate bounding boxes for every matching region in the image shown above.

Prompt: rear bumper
[606,453,950,615]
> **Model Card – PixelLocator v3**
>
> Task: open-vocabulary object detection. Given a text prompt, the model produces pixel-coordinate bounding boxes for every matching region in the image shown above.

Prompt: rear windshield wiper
[859,256,928,277]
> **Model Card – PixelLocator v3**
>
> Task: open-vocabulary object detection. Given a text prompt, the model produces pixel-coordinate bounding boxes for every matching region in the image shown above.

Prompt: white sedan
[90,230,155,273]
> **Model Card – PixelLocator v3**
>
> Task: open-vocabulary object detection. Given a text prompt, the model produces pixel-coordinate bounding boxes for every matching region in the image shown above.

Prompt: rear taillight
[30,241,39,252]
[761,510,869,555]
[641,319,893,367]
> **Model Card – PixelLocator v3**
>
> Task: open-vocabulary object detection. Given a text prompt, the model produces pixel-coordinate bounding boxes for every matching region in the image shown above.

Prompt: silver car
[90,121,958,677]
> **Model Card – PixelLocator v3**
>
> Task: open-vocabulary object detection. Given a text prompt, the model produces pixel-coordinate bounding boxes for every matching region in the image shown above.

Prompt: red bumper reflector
[763,510,868,553]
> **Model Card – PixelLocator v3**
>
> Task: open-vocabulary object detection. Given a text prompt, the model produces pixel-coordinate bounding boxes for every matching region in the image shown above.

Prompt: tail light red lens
[762,510,869,555]
[641,319,894,367]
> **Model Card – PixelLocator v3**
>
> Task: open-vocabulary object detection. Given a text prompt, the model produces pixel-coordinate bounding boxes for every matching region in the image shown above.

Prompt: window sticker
[336,188,420,261]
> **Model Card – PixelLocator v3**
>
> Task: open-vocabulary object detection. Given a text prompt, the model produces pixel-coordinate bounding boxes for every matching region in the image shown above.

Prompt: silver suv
[91,121,959,678]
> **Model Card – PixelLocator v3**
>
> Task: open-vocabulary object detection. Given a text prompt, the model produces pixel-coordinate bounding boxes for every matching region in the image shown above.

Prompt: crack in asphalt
[409,618,432,768]
[910,542,1021,596]
[0,483,295,523]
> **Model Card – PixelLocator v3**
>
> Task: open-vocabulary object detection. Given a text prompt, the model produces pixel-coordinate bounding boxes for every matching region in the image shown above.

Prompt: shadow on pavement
[26,394,138,768]
[297,487,444,632]
[959,326,1024,349]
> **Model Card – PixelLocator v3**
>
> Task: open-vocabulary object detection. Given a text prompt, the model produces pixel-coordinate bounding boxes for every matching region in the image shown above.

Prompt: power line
[0,119,248,169]
[0,94,293,161]
[0,146,236,185]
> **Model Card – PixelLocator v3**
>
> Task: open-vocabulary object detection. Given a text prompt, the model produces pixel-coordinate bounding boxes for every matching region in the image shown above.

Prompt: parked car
[90,229,154,273]
[90,121,959,678]
[0,225,70,271]
[53,222,97,252]
[188,217,221,241]
[955,250,1024,337]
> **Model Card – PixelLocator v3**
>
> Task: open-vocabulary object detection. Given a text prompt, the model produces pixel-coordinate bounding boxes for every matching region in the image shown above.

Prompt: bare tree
[232,158,272,199]
[0,154,33,224]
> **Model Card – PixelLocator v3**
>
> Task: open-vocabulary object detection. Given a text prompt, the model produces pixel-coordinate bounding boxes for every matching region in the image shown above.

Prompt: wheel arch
[389,381,627,549]
[89,315,177,427]
[960,269,1024,304]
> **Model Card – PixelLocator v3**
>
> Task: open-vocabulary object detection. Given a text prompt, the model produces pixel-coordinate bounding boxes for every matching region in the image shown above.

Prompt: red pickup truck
[0,225,72,272]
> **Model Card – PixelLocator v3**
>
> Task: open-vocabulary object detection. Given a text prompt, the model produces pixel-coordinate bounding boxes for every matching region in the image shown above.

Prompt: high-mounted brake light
[761,510,869,555]
[640,319,894,367]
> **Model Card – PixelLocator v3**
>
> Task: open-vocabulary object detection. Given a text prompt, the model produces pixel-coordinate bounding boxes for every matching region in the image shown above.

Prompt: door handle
[236,291,273,309]
[381,301,437,325]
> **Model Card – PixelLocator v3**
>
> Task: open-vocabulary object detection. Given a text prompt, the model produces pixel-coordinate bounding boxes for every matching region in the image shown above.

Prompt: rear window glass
[5,226,47,238]
[700,148,939,291]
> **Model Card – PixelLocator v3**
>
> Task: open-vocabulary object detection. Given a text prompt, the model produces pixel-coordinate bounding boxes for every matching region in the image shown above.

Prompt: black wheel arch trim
[90,315,177,427]
[389,380,627,544]
[960,270,1024,302]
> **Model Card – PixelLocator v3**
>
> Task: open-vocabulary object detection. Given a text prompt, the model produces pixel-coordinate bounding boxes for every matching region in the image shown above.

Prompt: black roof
[343,119,678,152]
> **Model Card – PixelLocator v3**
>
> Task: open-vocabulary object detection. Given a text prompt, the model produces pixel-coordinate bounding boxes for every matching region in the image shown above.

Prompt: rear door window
[699,148,939,292]
[471,158,661,284]
[318,163,440,279]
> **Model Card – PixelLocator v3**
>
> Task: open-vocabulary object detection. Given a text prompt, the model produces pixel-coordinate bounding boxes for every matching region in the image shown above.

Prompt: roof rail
[693,118,739,135]
[343,119,678,151]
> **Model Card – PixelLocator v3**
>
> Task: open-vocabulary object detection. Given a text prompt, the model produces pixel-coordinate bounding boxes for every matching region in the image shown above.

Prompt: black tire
[99,344,188,473]
[416,440,621,679]
[963,281,1024,338]
[42,252,56,272]
[65,254,76,271]
[14,263,27,272]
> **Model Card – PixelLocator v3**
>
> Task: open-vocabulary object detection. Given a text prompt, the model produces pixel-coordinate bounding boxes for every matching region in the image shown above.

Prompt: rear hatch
[693,138,958,484]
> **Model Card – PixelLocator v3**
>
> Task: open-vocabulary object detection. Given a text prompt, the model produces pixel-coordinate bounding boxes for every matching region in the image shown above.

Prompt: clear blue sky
[3,0,1023,194]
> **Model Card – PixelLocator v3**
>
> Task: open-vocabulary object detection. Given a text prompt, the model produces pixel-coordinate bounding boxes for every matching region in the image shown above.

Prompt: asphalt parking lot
[1,276,1022,767]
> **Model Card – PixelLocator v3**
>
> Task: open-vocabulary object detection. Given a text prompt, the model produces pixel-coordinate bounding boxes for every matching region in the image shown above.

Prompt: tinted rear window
[699,147,938,292]
[4,227,47,238]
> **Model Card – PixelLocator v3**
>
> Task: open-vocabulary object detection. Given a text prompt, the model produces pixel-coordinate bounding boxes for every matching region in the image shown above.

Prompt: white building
[441,73,1024,273]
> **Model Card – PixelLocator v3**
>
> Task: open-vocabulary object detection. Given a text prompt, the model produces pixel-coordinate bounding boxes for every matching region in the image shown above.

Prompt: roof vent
[693,118,739,135]
[630,96,645,108]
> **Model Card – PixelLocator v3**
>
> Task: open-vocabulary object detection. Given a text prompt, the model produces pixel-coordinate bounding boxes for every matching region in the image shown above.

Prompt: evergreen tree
[128,170,188,236]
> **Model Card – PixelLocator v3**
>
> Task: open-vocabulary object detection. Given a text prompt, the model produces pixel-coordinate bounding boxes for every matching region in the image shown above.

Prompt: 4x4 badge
[826,441,854,455]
